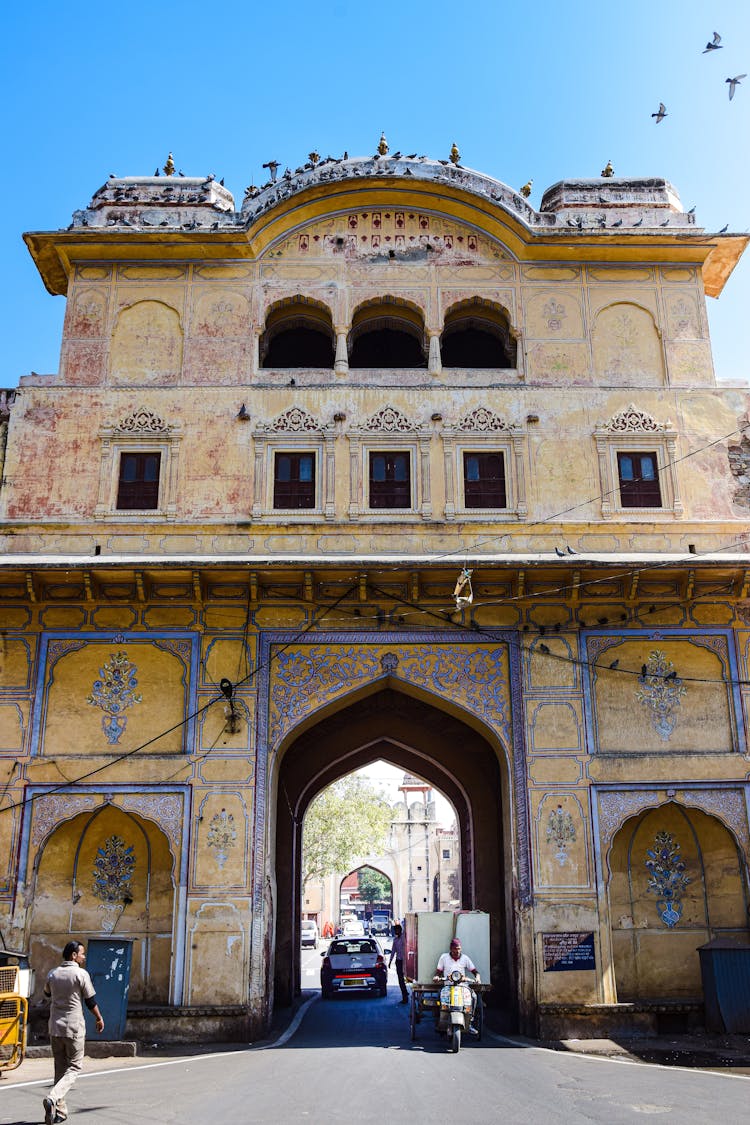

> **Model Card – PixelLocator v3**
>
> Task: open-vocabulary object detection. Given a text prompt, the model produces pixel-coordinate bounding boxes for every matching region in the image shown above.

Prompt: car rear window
[328,940,377,955]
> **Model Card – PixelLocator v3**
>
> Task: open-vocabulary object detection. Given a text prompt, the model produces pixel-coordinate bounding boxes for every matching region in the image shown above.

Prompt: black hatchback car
[320,938,388,998]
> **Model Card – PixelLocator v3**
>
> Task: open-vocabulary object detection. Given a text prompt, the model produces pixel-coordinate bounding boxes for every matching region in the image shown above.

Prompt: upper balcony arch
[441,297,518,369]
[260,294,335,368]
[348,295,427,369]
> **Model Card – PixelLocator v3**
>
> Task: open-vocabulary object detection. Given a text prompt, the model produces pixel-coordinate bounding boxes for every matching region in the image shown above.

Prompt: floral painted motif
[636,650,686,741]
[645,830,690,927]
[546,805,577,866]
[87,651,143,744]
[206,809,237,869]
[542,298,567,332]
[92,834,136,933]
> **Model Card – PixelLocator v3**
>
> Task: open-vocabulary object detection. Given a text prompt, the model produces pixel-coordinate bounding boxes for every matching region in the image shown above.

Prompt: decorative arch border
[18,783,191,1003]
[253,628,528,991]
[594,783,750,876]
[261,292,335,325]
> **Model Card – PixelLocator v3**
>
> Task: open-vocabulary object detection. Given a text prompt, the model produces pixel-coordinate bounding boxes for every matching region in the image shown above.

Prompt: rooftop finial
[601,159,614,178]
[449,142,460,165]
[519,179,533,198]
[163,152,175,176]
[377,131,389,156]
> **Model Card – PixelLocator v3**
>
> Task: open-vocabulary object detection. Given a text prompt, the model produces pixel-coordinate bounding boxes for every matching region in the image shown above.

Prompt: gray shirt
[44,960,96,1037]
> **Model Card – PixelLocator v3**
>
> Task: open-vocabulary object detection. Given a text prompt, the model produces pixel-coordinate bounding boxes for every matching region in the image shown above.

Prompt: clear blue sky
[2,1,747,384]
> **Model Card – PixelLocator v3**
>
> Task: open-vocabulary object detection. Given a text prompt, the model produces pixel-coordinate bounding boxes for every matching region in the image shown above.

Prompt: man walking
[388,922,409,1004]
[43,940,104,1124]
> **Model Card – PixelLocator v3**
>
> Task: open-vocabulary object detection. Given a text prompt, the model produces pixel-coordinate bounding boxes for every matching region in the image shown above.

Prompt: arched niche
[349,297,426,368]
[260,296,335,368]
[592,301,664,384]
[110,300,183,385]
[607,802,750,1001]
[28,804,176,1006]
[441,298,517,368]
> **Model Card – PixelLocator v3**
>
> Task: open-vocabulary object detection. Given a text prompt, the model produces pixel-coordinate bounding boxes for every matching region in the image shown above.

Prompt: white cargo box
[404,910,490,984]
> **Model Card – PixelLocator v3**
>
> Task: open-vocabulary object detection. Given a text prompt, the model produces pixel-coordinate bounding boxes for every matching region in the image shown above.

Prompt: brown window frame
[463,450,507,508]
[116,451,161,510]
[617,450,662,508]
[368,451,411,509]
[273,451,316,510]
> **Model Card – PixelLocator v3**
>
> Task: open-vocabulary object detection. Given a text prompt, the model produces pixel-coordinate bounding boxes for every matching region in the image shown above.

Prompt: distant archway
[273,686,516,1018]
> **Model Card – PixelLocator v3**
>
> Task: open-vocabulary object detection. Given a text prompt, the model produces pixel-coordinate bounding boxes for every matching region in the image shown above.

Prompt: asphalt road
[3,945,748,1125]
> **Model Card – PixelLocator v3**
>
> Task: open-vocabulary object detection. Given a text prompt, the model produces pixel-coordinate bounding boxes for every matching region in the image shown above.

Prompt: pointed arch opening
[272,684,517,1025]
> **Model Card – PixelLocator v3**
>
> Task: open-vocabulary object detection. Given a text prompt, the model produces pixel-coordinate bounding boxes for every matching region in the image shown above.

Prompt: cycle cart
[408,980,490,1042]
[0,965,28,1075]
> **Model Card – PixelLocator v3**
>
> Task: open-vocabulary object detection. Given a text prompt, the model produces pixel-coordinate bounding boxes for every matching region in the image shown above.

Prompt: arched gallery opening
[260,299,335,367]
[348,301,426,367]
[607,802,750,1002]
[441,300,516,368]
[272,684,516,1019]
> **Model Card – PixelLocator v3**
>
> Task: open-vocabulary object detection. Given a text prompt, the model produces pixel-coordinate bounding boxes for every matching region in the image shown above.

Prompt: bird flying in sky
[703,31,722,53]
[726,74,747,100]
[651,102,667,123]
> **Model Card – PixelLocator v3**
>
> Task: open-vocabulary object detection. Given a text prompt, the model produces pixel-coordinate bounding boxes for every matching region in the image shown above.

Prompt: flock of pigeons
[652,31,745,123]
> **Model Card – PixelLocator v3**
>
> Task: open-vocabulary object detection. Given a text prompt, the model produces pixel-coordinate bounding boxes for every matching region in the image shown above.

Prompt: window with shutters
[617,451,662,508]
[463,451,507,508]
[117,452,162,510]
[273,451,316,509]
[368,451,411,509]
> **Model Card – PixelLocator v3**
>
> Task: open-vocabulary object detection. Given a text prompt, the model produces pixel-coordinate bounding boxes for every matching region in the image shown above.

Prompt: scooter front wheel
[451,1026,461,1053]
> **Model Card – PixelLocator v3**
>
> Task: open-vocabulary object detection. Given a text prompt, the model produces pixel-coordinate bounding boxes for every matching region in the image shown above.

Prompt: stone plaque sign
[542,931,596,971]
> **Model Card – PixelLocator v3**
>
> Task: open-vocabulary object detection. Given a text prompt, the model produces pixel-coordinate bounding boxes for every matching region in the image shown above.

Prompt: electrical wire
[0,582,357,820]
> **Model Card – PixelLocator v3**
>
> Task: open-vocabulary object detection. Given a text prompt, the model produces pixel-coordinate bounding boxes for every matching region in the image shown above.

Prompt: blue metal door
[83,939,134,1041]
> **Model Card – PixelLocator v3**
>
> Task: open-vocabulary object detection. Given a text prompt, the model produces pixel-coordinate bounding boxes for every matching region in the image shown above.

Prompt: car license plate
[342,979,361,987]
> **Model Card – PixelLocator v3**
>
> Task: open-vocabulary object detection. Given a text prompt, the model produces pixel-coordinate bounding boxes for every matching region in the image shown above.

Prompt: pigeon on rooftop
[651,102,667,123]
[718,224,729,233]
[703,31,722,52]
[726,74,747,99]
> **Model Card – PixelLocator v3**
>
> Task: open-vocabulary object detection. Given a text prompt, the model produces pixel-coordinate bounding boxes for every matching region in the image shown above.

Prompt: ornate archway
[272,685,519,1018]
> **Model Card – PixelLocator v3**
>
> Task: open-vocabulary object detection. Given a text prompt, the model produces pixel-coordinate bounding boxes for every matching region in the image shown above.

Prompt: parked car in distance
[301,919,319,948]
[342,919,365,938]
[320,938,388,998]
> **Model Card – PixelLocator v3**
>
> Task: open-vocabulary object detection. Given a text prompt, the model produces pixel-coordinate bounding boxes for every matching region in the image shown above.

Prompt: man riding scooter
[433,937,481,1048]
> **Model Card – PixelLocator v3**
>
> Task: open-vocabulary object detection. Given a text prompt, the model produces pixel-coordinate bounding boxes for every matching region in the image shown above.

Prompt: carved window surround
[441,409,528,522]
[346,406,432,521]
[96,408,181,521]
[594,404,682,520]
[251,408,336,521]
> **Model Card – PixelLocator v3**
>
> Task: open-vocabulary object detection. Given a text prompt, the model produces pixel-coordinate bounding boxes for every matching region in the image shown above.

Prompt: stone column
[323,431,336,520]
[442,427,456,521]
[348,435,361,520]
[419,431,433,520]
[334,329,349,376]
[251,329,261,377]
[427,331,442,376]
